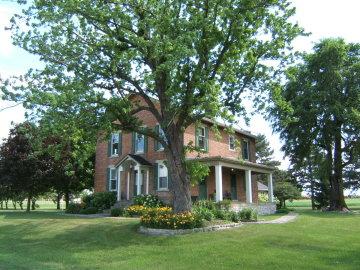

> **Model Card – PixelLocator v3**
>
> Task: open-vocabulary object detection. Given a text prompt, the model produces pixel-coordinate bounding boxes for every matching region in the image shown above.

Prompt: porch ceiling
[186,156,275,174]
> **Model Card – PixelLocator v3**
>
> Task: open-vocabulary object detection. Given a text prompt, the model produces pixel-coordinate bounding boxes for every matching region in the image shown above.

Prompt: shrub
[110,208,124,217]
[215,199,232,211]
[226,211,240,223]
[213,209,227,220]
[239,208,257,221]
[92,192,117,210]
[194,200,217,211]
[193,206,214,221]
[133,194,164,208]
[65,203,82,214]
[258,193,269,203]
[141,211,203,229]
[79,207,99,215]
[82,194,94,208]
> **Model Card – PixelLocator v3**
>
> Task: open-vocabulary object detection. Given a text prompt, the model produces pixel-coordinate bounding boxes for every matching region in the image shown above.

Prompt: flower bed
[140,211,203,230]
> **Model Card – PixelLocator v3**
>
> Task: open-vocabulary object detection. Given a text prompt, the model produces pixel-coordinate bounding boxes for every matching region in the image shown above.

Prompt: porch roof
[115,154,153,168]
[187,156,275,174]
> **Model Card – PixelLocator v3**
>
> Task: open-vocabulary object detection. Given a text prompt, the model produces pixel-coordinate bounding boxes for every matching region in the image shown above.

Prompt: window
[155,124,166,151]
[135,133,145,153]
[196,126,206,150]
[157,161,168,190]
[111,133,120,156]
[229,135,235,151]
[109,168,117,191]
[242,139,249,160]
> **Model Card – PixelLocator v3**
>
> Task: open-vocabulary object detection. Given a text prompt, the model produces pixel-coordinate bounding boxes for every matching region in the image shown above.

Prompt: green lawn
[0,209,359,270]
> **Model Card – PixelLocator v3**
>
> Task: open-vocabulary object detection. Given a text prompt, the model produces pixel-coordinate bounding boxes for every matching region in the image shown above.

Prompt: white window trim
[156,160,169,191]
[110,131,120,157]
[229,135,236,151]
[156,124,164,152]
[196,126,206,150]
[109,166,118,191]
[242,139,250,160]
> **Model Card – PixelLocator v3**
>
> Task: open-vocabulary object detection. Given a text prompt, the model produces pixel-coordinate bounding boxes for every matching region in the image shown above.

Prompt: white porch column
[135,166,141,196]
[116,166,122,201]
[215,164,223,202]
[268,173,274,203]
[245,170,253,204]
[145,169,149,195]
[126,171,130,200]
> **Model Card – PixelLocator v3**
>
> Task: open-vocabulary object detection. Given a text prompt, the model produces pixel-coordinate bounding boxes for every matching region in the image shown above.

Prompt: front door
[230,174,237,200]
[199,177,207,200]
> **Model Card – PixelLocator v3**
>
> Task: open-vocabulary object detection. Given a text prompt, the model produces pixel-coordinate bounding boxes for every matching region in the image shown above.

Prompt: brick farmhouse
[94,96,276,212]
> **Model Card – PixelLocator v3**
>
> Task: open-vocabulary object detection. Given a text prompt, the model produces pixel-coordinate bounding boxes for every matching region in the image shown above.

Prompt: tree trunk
[329,128,348,211]
[26,196,31,212]
[31,198,36,210]
[65,192,70,209]
[12,201,17,210]
[0,201,3,209]
[56,193,61,210]
[19,201,23,210]
[166,126,192,213]
[308,163,316,210]
[5,199,8,210]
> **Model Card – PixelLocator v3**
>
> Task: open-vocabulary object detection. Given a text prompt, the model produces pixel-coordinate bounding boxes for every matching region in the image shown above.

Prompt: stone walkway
[249,212,298,224]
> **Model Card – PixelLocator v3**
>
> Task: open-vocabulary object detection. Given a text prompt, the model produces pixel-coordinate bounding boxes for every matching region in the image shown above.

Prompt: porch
[189,156,275,205]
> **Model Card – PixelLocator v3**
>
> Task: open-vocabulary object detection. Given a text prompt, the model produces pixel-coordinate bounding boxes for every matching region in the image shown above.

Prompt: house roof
[201,118,257,139]
[257,181,269,191]
[187,156,275,174]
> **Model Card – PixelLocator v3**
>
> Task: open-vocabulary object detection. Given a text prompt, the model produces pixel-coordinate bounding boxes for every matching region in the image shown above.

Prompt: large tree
[271,39,360,211]
[3,0,302,212]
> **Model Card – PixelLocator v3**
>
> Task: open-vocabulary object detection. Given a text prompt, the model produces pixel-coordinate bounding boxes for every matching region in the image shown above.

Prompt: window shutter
[118,132,122,156]
[144,135,148,153]
[154,125,160,151]
[106,168,110,191]
[131,132,136,153]
[153,163,158,191]
[107,136,112,157]
[205,127,209,152]
[167,166,172,191]
[195,126,199,147]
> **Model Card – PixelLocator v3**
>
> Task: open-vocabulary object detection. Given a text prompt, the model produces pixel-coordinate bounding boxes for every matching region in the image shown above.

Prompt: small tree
[274,182,301,208]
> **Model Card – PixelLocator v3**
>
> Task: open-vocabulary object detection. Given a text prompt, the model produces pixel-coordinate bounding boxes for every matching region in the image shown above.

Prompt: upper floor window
[135,133,145,153]
[242,139,249,160]
[196,126,208,151]
[110,133,120,156]
[109,168,117,191]
[229,135,236,151]
[155,124,166,151]
[157,161,168,190]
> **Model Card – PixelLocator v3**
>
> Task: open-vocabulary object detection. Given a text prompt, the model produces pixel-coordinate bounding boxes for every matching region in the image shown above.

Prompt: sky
[1,0,360,170]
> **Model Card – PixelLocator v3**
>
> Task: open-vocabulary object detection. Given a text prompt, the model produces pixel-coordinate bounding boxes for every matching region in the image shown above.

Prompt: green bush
[216,199,232,211]
[110,208,124,217]
[239,208,257,221]
[193,200,217,211]
[193,206,214,221]
[226,211,240,223]
[65,203,82,214]
[213,209,227,220]
[79,207,99,215]
[133,194,163,208]
[82,194,94,208]
[92,192,117,210]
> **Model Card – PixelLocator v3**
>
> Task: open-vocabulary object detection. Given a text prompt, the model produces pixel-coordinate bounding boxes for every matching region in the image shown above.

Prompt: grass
[0,208,360,270]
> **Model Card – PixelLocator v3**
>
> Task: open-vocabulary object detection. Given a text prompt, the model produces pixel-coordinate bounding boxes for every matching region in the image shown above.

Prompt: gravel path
[248,212,299,224]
